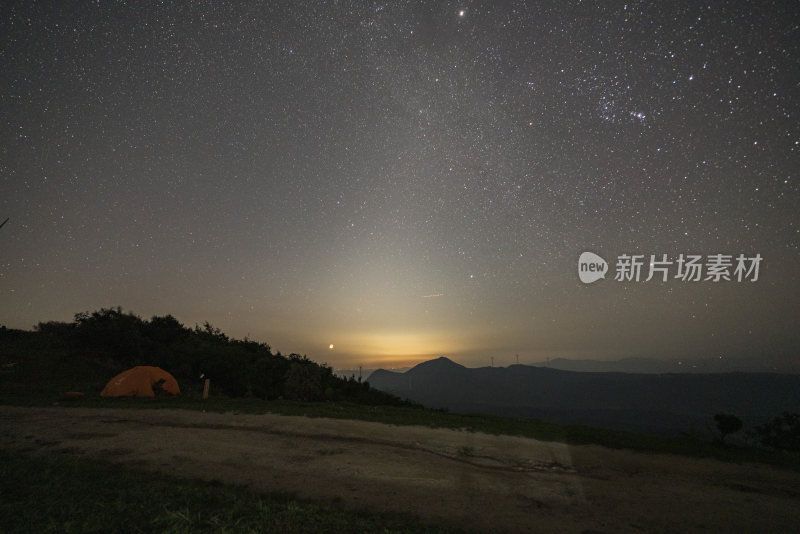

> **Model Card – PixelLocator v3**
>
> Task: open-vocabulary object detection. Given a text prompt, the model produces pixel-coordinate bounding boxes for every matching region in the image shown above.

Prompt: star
[0,0,795,371]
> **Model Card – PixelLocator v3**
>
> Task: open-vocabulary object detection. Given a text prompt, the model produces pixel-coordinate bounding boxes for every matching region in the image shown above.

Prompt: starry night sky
[1,1,798,369]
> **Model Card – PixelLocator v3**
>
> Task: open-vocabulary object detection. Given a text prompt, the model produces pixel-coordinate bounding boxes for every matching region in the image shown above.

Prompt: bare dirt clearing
[1,406,798,533]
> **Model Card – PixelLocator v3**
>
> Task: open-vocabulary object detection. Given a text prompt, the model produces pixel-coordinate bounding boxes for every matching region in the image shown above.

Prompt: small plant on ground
[714,413,743,445]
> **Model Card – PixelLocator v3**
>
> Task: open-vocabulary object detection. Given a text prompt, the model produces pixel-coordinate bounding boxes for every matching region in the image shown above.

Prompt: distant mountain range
[527,356,800,374]
[367,357,800,436]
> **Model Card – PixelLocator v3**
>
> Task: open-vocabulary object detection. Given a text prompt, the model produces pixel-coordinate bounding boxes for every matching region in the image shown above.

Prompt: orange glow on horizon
[359,357,436,370]
[316,330,468,361]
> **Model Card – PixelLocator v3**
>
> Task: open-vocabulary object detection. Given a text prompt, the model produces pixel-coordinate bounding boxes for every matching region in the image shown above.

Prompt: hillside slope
[369,358,800,435]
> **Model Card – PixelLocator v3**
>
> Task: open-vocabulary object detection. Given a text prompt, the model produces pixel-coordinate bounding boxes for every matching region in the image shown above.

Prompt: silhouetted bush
[714,413,743,444]
[251,355,290,399]
[71,308,149,367]
[284,357,324,401]
[201,350,249,398]
[749,412,800,452]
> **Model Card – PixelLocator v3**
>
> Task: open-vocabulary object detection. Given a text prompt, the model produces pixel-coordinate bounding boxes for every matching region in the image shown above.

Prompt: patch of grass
[0,449,473,534]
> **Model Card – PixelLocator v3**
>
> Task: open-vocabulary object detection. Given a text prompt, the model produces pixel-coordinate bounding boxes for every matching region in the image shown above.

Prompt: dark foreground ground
[2,406,799,533]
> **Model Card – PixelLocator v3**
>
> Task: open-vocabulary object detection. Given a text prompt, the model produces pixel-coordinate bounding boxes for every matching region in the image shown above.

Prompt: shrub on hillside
[749,412,800,452]
[200,347,251,398]
[284,357,324,401]
[251,355,290,399]
[714,413,743,444]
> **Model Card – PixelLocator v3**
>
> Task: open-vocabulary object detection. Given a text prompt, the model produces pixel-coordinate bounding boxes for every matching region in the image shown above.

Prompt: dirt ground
[1,406,798,533]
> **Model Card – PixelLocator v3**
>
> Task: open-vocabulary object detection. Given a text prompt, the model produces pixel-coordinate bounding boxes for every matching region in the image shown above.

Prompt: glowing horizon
[1,3,797,372]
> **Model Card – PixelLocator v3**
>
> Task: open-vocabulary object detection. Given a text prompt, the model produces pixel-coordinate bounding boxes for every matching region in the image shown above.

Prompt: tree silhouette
[749,412,800,452]
[284,357,323,401]
[12,306,416,406]
[714,413,743,444]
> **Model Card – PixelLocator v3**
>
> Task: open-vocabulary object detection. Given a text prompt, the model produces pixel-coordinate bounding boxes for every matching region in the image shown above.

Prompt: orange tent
[100,366,180,397]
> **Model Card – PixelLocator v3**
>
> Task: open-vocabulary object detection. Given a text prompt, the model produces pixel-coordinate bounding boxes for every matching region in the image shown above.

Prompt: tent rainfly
[100,366,180,398]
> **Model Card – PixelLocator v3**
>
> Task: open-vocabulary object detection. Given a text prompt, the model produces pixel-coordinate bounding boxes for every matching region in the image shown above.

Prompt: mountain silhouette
[408,356,467,373]
[531,357,677,373]
[368,358,800,435]
[529,356,799,374]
